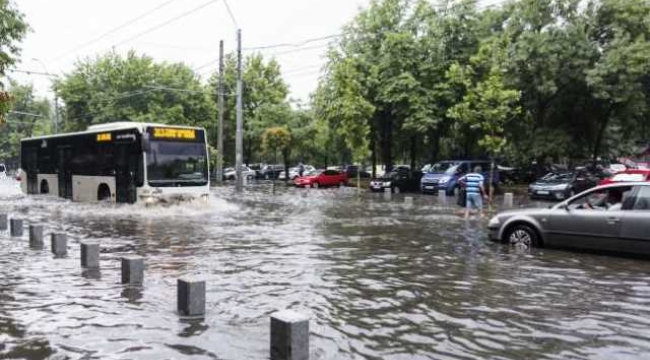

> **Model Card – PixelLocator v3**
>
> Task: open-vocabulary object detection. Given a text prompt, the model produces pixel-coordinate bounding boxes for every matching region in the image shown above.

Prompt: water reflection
[1,180,650,359]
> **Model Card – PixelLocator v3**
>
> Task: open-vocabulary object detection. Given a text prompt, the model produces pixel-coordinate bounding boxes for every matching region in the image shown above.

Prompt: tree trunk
[371,133,377,178]
[592,112,612,163]
[283,149,289,184]
[430,130,440,164]
[381,115,393,172]
[410,135,417,172]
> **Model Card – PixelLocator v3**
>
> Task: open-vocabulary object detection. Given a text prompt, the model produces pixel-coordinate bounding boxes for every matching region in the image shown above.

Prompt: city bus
[20,122,210,204]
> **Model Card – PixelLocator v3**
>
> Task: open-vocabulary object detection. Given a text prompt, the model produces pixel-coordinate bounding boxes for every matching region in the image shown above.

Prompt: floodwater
[2,180,650,360]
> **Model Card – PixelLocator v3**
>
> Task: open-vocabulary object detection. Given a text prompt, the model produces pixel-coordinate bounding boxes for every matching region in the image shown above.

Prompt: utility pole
[235,29,244,192]
[216,40,225,185]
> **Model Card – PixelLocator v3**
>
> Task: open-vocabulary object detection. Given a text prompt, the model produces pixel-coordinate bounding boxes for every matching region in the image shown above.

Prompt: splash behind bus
[20,122,209,204]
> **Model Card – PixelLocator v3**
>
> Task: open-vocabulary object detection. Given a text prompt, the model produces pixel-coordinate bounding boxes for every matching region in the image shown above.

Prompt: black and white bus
[20,122,210,204]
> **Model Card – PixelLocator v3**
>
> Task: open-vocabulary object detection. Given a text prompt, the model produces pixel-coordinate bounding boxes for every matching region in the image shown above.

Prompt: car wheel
[505,224,540,249]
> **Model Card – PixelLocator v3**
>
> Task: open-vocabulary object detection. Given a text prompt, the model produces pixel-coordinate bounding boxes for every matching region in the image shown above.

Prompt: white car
[279,165,315,180]
[0,163,6,179]
[224,166,256,180]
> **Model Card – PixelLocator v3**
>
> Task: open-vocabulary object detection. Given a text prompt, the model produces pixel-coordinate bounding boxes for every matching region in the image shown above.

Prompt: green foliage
[209,53,289,165]
[55,51,216,133]
[0,0,28,124]
[314,0,650,169]
[0,81,52,167]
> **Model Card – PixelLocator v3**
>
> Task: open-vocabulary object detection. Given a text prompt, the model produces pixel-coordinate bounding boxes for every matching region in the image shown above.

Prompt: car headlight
[488,216,501,228]
[439,176,451,184]
[383,182,391,187]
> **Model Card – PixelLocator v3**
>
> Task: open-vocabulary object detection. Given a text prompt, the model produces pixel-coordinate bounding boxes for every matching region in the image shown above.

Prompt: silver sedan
[488,182,650,256]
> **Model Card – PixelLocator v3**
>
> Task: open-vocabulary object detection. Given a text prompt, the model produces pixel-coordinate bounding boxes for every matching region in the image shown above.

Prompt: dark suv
[421,160,499,195]
[260,164,286,180]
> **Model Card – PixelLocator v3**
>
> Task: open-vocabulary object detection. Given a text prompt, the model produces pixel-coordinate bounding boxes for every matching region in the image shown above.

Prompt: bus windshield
[146,141,208,186]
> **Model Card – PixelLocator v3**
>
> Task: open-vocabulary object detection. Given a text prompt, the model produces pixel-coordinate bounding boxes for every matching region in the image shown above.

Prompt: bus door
[24,148,39,194]
[57,146,73,199]
[115,142,137,204]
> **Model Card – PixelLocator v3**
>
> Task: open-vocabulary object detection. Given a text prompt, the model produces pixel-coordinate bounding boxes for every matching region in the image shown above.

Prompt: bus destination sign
[96,133,112,142]
[152,127,196,140]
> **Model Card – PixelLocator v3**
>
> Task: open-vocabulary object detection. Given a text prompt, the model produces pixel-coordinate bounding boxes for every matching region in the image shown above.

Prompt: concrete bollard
[177,278,205,317]
[438,191,447,206]
[0,213,7,231]
[10,219,23,237]
[121,256,144,286]
[270,310,310,360]
[383,187,392,200]
[504,192,514,208]
[51,233,67,256]
[29,224,44,248]
[80,241,100,268]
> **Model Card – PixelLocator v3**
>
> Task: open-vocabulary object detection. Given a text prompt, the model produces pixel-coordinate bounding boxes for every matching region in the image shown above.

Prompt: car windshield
[541,172,573,181]
[430,162,458,173]
[147,141,208,186]
[444,165,461,175]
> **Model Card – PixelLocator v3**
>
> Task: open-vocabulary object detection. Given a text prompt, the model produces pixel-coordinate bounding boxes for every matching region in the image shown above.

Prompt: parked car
[293,169,348,188]
[528,168,604,201]
[344,165,371,179]
[488,182,650,256]
[0,163,6,179]
[600,169,650,185]
[224,166,256,180]
[369,166,421,193]
[279,165,315,180]
[260,164,286,180]
[420,160,498,196]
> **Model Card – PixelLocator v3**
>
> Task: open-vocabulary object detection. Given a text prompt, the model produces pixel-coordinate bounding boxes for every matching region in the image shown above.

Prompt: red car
[293,170,348,188]
[600,169,650,185]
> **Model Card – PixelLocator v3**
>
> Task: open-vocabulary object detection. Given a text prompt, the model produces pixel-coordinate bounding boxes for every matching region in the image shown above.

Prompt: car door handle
[607,217,620,225]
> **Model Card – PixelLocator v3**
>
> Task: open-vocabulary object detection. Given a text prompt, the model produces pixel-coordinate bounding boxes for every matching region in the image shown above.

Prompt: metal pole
[216,40,225,185]
[235,29,244,192]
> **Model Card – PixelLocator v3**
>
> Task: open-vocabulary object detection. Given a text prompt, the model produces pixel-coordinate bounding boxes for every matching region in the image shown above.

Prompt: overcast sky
[9,0,500,104]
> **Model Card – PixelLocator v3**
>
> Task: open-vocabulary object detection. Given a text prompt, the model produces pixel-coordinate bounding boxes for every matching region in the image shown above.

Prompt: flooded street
[2,181,650,360]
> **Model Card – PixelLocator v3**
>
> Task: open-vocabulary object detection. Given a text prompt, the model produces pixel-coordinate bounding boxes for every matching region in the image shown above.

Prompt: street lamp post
[31,58,60,134]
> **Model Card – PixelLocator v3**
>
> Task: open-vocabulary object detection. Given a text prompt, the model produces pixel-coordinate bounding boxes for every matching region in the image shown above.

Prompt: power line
[7,69,58,78]
[50,0,180,63]
[242,34,341,51]
[222,0,239,28]
[113,0,220,48]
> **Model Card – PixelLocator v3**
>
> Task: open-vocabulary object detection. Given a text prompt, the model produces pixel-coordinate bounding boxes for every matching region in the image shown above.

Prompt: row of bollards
[1,213,310,360]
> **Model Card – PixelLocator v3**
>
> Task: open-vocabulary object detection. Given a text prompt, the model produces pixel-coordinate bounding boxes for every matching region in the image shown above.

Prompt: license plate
[537,190,549,195]
[425,186,434,190]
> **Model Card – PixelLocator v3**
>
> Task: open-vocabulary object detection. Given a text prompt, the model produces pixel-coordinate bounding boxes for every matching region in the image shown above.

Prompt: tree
[261,127,291,181]
[448,64,521,202]
[0,81,52,168]
[0,0,28,125]
[55,51,216,134]
[208,53,289,166]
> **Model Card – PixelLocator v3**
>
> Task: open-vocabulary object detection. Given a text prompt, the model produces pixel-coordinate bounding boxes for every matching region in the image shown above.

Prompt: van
[420,160,499,195]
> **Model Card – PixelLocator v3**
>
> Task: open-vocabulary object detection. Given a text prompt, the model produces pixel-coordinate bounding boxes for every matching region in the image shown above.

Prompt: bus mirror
[141,134,150,152]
